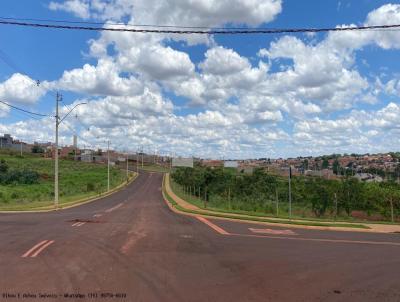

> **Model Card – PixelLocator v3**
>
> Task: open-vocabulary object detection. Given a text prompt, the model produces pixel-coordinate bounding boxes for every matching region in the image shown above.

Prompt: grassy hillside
[0,151,126,210]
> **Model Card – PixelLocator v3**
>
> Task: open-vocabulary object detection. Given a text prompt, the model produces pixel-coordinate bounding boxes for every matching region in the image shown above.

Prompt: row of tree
[171,166,400,221]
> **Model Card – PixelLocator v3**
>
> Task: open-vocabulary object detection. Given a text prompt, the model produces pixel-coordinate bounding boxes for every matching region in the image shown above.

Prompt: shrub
[0,169,39,185]
[86,182,95,192]
[0,159,8,173]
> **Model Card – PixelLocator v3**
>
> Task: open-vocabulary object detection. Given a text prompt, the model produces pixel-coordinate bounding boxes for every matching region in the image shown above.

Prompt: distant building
[202,160,223,168]
[0,134,31,153]
[355,173,383,183]
[80,149,94,162]
[73,135,77,149]
[0,134,13,148]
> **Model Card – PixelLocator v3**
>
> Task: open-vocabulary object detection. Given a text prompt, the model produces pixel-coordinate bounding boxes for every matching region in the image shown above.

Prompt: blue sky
[1,0,400,159]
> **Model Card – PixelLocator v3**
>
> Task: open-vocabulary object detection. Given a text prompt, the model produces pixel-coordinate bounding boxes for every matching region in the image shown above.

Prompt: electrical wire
[2,16,400,33]
[0,16,220,29]
[0,19,400,34]
[0,46,58,101]
[0,100,48,117]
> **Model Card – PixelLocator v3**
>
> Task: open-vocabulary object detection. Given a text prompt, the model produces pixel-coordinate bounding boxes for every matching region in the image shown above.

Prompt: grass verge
[0,152,136,211]
[163,175,369,229]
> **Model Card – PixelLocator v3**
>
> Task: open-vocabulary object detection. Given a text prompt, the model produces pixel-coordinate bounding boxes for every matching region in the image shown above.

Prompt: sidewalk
[164,173,400,234]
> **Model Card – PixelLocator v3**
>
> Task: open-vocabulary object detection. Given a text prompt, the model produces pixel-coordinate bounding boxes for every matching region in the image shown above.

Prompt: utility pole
[288,165,292,219]
[390,196,394,223]
[276,186,279,217]
[54,92,61,208]
[170,152,174,172]
[136,150,139,173]
[107,140,110,191]
[20,141,22,156]
[54,95,86,209]
[126,152,129,182]
[334,193,338,221]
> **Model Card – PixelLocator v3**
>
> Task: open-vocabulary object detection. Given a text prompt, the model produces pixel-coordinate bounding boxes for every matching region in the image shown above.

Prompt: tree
[307,178,331,217]
[302,159,309,170]
[332,159,340,175]
[322,158,329,169]
[31,145,44,153]
[339,177,362,216]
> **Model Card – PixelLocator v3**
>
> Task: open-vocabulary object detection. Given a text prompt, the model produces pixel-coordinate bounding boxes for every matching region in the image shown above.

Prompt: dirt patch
[67,219,105,224]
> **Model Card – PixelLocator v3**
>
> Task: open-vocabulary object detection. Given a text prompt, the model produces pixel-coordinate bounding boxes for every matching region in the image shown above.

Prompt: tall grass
[0,152,125,209]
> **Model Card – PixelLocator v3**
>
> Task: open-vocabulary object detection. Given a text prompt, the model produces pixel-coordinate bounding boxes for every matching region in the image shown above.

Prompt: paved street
[1,171,400,302]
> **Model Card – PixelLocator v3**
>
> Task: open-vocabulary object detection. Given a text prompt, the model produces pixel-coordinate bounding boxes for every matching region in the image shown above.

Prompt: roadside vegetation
[164,175,368,229]
[0,151,126,210]
[171,165,400,223]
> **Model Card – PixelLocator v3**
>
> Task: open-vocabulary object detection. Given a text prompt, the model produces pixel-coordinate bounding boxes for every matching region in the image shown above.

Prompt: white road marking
[22,240,55,258]
[30,240,55,257]
[105,203,124,213]
[196,216,230,235]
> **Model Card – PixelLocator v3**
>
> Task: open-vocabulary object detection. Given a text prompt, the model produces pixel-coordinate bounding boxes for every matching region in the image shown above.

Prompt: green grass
[164,177,369,229]
[169,178,400,226]
[0,152,128,210]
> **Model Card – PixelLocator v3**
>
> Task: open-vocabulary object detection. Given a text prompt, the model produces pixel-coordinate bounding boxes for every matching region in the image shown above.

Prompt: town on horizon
[2,132,399,183]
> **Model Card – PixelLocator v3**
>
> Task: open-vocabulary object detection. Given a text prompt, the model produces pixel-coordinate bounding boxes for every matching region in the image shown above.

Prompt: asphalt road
[1,171,400,302]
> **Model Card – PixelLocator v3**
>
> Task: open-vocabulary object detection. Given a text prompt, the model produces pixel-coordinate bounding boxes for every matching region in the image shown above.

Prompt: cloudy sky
[1,0,400,159]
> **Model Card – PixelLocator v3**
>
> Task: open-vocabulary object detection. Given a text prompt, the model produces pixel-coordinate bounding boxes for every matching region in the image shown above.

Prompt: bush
[86,182,96,192]
[0,159,8,173]
[0,169,39,185]
[172,166,400,221]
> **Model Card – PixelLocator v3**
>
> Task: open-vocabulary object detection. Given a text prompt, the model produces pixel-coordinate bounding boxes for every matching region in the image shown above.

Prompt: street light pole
[136,150,139,173]
[107,140,110,192]
[54,96,87,208]
[288,165,292,219]
[126,152,129,182]
[54,93,61,208]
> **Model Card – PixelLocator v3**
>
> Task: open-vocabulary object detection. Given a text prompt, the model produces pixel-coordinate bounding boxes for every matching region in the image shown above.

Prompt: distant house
[79,149,94,162]
[202,160,223,168]
[0,134,13,148]
[0,134,31,153]
[355,173,383,183]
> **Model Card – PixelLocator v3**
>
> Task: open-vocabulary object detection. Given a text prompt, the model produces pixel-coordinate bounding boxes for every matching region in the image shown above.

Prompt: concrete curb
[0,172,138,213]
[162,174,400,234]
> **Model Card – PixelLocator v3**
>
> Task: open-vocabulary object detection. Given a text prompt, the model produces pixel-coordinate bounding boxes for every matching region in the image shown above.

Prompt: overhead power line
[0,100,49,117]
[0,16,224,29]
[0,19,400,34]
